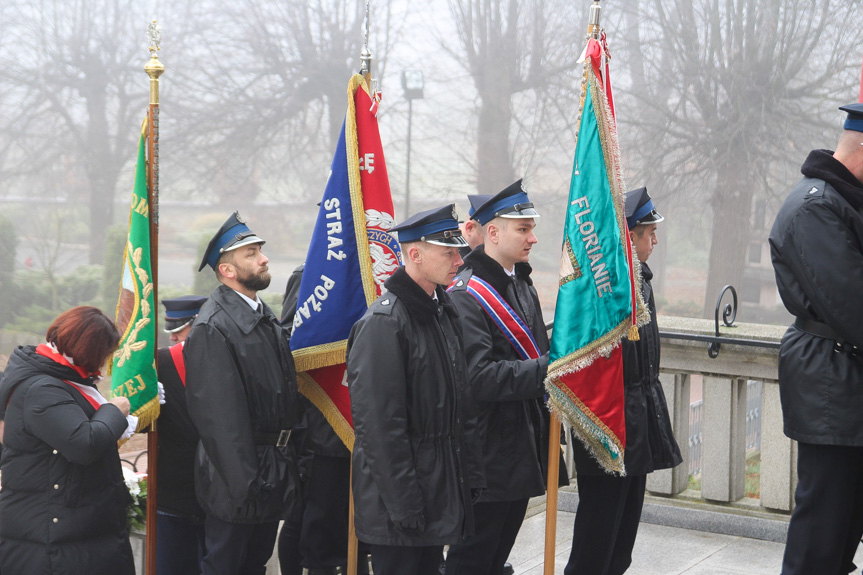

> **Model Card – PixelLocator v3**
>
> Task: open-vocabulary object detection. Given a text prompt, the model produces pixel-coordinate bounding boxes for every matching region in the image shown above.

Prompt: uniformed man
[459,194,491,257]
[446,180,563,575]
[564,187,682,575]
[770,103,863,574]
[184,212,301,575]
[156,295,208,575]
[347,204,484,575]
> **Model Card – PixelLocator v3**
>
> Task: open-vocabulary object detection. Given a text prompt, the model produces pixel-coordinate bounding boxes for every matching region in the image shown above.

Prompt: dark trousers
[564,473,647,575]
[782,443,863,575]
[369,543,443,575]
[445,498,529,575]
[279,455,366,573]
[156,511,205,575]
[200,516,279,575]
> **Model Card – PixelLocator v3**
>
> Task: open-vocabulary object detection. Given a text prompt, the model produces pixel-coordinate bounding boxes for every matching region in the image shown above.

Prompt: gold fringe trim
[547,315,631,380]
[545,380,625,476]
[292,340,348,373]
[297,371,354,452]
[117,396,161,447]
[628,324,640,341]
[345,74,378,308]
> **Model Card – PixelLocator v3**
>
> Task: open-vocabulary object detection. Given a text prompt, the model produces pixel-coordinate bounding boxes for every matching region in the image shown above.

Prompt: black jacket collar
[462,245,533,296]
[801,149,863,210]
[384,266,457,324]
[211,284,275,335]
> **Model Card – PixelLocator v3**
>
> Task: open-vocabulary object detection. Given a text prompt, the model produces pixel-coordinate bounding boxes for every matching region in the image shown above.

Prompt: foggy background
[1,0,862,352]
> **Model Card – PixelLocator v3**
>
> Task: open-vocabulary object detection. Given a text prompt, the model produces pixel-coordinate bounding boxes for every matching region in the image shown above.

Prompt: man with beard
[770,103,863,574]
[184,212,302,575]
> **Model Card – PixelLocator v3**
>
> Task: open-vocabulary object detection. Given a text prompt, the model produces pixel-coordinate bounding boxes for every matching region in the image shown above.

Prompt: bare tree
[446,0,581,195]
[616,0,863,315]
[168,0,401,204]
[0,0,160,264]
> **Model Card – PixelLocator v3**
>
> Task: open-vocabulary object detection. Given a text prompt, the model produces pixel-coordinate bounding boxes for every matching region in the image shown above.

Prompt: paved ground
[509,508,863,575]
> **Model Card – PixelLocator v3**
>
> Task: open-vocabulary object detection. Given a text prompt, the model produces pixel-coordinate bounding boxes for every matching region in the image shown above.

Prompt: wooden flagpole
[543,3,603,573]
[144,21,164,575]
[543,413,563,575]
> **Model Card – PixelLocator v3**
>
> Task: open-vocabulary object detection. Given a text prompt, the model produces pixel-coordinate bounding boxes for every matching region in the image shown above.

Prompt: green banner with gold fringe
[110,129,159,432]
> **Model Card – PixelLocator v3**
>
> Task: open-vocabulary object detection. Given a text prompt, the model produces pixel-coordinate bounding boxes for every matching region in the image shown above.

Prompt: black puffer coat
[572,264,682,476]
[0,346,134,575]
[347,267,484,546]
[449,247,566,501]
[184,285,302,523]
[769,149,863,446]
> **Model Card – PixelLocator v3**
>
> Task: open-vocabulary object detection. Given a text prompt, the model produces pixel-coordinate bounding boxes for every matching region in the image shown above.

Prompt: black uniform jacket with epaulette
[572,263,682,476]
[449,246,566,502]
[346,266,485,546]
[770,149,863,446]
[184,285,301,523]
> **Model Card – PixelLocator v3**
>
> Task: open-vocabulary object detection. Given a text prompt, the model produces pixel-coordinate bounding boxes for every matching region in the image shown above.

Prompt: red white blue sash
[449,275,541,360]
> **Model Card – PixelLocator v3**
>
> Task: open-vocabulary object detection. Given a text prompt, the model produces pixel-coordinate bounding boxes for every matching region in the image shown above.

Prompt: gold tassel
[628,324,640,341]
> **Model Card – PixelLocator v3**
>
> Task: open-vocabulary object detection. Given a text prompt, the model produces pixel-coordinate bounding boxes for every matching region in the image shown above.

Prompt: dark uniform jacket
[449,246,562,501]
[347,266,484,546]
[156,345,204,520]
[573,264,683,476]
[184,285,301,523]
[0,346,134,575]
[769,149,863,446]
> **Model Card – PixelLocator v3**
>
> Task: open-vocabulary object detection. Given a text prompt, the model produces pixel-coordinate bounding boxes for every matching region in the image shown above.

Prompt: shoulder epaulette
[372,292,399,316]
[448,269,474,292]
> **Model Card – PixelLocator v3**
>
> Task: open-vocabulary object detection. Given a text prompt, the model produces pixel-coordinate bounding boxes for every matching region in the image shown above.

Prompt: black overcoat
[448,247,565,501]
[0,346,134,575]
[347,266,485,546]
[769,149,863,446]
[184,285,301,523]
[572,264,682,476]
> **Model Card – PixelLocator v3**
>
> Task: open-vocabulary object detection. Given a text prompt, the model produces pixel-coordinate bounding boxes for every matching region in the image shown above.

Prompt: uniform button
[52,450,58,455]
[53,484,59,490]
[52,518,59,524]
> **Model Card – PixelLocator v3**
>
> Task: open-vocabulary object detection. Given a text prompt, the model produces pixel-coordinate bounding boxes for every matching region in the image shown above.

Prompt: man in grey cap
[770,103,863,574]
[347,204,484,575]
[184,212,301,575]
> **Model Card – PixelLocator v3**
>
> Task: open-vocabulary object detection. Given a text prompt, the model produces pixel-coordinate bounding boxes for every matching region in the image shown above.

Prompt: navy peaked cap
[391,204,468,247]
[840,103,863,133]
[162,295,208,332]
[198,211,265,272]
[467,194,493,218]
[471,179,540,225]
[624,187,664,230]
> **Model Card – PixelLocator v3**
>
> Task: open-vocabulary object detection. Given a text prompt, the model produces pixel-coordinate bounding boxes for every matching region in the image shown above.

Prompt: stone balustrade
[562,315,795,513]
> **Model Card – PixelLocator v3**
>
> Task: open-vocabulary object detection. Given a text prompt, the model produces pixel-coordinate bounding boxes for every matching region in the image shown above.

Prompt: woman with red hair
[0,306,136,575]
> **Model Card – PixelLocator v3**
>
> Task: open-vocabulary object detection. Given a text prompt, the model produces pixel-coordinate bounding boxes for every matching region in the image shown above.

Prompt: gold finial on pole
[360,1,372,80]
[588,0,601,39]
[145,20,165,106]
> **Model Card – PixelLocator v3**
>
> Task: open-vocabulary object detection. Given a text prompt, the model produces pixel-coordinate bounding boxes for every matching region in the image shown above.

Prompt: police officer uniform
[446,181,564,575]
[156,295,208,575]
[565,187,682,575]
[184,213,301,575]
[347,205,484,575]
[770,104,863,575]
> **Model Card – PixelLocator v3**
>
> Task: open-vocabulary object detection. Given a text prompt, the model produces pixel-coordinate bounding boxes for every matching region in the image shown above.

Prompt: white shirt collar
[503,266,516,277]
[233,289,262,311]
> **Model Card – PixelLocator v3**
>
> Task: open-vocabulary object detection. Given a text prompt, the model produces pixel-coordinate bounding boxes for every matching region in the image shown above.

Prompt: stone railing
[562,316,793,513]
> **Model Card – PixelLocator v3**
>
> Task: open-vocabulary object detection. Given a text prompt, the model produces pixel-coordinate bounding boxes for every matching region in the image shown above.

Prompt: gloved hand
[157,381,166,405]
[395,511,425,531]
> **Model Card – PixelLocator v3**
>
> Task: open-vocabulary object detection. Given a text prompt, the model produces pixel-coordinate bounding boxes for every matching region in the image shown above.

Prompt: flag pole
[346,6,372,575]
[542,2,602,573]
[144,21,164,575]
